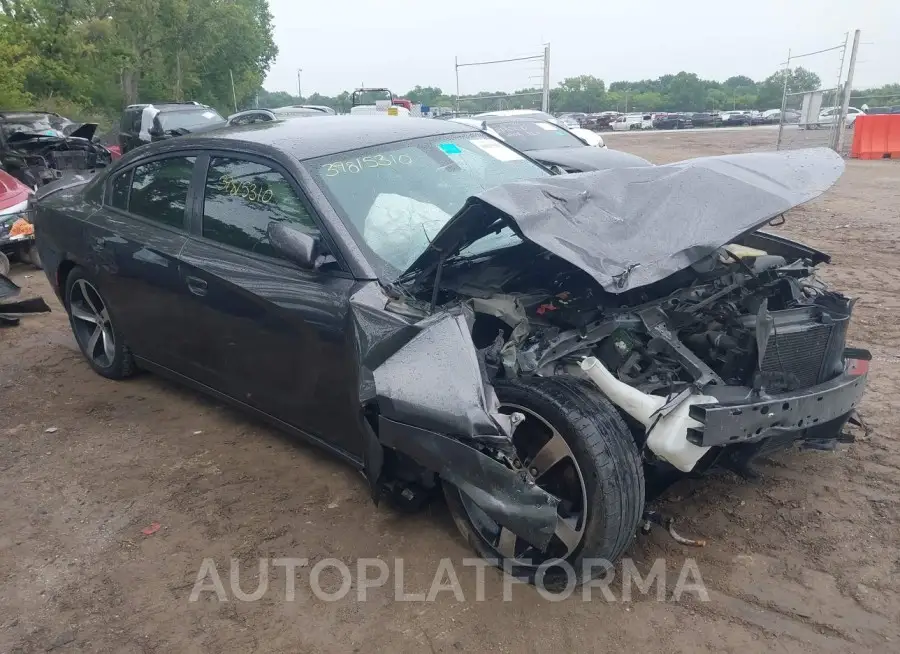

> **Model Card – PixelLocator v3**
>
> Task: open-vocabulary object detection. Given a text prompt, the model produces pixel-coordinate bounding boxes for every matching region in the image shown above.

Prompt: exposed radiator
[760,322,833,390]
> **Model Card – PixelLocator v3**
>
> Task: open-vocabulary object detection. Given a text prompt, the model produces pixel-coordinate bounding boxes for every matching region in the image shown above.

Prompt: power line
[455,54,544,68]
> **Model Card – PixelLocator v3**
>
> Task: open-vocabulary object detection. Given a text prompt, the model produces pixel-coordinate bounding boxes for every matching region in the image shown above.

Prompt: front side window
[129,157,196,228]
[202,157,318,257]
[307,134,549,277]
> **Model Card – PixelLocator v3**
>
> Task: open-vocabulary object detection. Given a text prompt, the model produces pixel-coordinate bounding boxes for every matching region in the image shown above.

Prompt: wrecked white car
[33,118,868,587]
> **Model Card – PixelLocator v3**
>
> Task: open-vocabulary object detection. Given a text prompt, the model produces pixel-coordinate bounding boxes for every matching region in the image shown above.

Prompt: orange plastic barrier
[850,114,900,159]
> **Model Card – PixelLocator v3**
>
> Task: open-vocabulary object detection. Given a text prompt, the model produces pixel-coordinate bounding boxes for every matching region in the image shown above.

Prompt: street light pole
[297,68,303,101]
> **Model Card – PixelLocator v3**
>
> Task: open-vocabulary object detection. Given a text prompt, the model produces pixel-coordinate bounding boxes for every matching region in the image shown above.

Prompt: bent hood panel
[403,147,844,293]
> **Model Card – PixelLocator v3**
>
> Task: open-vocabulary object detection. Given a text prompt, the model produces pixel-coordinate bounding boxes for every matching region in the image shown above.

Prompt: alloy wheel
[459,403,588,568]
[69,279,116,368]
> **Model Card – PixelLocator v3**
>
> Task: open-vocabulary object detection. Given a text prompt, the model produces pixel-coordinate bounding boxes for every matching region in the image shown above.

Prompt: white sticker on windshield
[469,138,523,162]
[536,122,557,130]
[202,111,216,119]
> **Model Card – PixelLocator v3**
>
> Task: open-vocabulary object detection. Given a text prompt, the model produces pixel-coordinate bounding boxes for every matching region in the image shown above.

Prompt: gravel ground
[1,128,899,653]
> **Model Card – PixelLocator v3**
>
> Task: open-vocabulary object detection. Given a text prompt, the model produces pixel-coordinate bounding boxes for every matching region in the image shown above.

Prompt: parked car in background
[583,112,619,131]
[556,113,585,129]
[453,116,649,173]
[118,102,226,154]
[0,169,39,274]
[816,106,865,129]
[611,113,653,131]
[652,113,693,129]
[226,106,335,127]
[686,112,716,127]
[719,110,751,126]
[863,106,900,115]
[762,109,800,124]
[1,111,113,187]
[474,109,604,147]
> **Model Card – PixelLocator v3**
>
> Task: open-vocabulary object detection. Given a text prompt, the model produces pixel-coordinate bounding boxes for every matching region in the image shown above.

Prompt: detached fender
[379,416,559,550]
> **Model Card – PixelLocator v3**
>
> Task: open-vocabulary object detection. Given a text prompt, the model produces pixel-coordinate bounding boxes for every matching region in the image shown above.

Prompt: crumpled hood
[401,147,844,294]
[527,146,652,171]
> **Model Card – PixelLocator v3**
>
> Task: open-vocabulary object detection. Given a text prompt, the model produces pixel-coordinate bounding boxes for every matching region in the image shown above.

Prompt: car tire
[64,266,137,380]
[0,251,10,276]
[444,375,645,589]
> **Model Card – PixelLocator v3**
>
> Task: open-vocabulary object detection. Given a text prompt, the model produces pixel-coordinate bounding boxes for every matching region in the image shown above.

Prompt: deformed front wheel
[444,375,644,588]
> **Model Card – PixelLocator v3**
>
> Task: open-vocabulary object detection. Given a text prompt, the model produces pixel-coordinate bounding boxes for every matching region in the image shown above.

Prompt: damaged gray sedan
[33,117,869,586]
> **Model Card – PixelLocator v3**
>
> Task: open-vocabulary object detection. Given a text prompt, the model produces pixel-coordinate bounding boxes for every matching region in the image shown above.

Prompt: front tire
[444,375,644,588]
[64,266,136,380]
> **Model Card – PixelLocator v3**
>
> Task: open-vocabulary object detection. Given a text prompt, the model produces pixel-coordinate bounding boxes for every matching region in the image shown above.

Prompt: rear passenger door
[177,154,364,457]
[90,155,197,372]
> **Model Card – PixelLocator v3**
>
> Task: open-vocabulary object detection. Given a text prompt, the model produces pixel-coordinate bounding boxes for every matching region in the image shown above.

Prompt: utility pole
[229,69,238,113]
[541,44,550,113]
[776,49,791,150]
[836,30,861,153]
[297,68,303,101]
[455,56,460,113]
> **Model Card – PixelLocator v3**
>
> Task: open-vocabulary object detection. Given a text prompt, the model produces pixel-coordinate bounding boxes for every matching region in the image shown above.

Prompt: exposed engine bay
[2,126,112,187]
[392,228,864,475]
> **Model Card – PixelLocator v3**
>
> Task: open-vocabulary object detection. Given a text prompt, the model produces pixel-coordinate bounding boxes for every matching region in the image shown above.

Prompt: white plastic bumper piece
[580,357,713,472]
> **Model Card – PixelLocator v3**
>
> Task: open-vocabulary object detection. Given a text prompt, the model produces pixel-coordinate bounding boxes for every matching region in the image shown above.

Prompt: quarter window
[128,157,196,228]
[202,157,318,257]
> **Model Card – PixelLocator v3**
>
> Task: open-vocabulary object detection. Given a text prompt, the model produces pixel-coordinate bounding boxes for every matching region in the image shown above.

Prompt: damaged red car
[31,117,869,586]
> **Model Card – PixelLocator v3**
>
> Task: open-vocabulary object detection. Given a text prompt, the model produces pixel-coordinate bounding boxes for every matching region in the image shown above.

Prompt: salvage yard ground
[2,128,899,653]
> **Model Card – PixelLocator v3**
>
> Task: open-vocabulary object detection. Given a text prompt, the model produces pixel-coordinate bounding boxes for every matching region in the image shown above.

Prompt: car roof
[0,111,59,120]
[476,109,544,117]
[183,115,478,160]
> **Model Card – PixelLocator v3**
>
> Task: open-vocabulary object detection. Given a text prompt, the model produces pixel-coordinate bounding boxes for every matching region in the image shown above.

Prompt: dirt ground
[2,128,899,653]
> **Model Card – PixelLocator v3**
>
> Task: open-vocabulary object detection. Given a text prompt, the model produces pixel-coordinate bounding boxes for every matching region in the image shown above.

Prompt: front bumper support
[687,356,869,447]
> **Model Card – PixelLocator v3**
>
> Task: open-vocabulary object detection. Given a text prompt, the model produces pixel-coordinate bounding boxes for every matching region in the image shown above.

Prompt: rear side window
[202,157,318,257]
[129,157,196,228]
[110,169,132,210]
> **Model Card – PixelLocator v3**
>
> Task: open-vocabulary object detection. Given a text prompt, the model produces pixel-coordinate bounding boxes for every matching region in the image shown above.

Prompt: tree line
[1,0,277,125]
[262,72,900,116]
[2,2,898,126]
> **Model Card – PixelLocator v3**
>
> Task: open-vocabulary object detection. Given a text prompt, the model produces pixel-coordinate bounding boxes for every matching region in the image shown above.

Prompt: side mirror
[268,222,321,269]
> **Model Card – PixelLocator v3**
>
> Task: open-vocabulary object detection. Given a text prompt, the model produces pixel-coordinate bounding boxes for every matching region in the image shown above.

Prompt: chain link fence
[775,33,859,155]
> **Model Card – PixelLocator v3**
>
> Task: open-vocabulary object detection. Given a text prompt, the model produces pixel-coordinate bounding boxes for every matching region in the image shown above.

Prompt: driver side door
[176,153,365,459]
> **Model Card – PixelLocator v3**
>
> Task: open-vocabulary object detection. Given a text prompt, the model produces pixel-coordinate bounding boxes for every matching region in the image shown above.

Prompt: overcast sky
[265,0,899,96]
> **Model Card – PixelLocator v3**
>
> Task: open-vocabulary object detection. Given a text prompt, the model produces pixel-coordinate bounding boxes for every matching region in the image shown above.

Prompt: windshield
[486,121,585,152]
[307,133,550,279]
[157,108,225,132]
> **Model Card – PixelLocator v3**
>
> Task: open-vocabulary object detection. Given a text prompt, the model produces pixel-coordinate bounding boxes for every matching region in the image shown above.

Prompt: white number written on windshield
[323,153,413,176]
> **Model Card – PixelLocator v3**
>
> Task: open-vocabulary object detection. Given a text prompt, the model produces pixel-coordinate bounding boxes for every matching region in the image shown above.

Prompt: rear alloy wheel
[444,375,645,589]
[65,267,136,380]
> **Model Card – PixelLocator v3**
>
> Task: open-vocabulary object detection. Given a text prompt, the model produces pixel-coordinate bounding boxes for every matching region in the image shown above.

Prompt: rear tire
[0,252,9,276]
[444,375,644,588]
[64,266,137,380]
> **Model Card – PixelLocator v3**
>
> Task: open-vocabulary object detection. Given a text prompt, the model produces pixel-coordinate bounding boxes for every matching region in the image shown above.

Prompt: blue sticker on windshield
[438,142,462,154]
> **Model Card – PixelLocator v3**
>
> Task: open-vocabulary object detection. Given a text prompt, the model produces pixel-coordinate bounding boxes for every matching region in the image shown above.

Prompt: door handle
[186,275,208,296]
